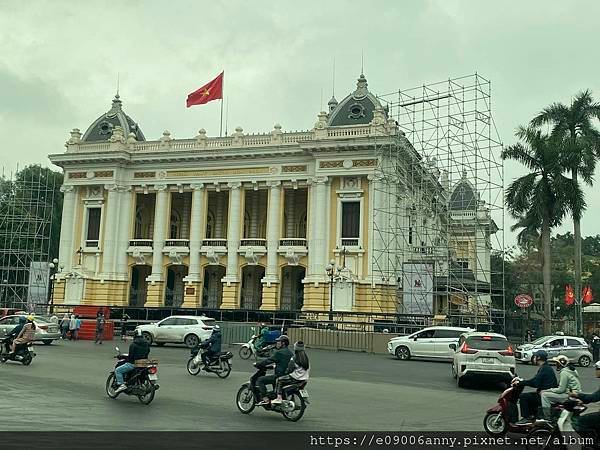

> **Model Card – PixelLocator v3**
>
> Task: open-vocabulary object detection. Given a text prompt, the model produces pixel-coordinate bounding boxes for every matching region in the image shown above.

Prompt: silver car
[515,335,593,367]
[0,315,61,345]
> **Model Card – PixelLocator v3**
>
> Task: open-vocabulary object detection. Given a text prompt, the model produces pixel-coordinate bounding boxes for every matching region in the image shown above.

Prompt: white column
[58,185,77,273]
[101,184,121,277]
[308,176,329,280]
[115,187,133,278]
[263,181,281,284]
[148,185,169,281]
[223,182,242,283]
[185,184,204,282]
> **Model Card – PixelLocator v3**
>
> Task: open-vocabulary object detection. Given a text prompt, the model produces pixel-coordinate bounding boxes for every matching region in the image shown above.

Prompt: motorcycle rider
[10,315,36,355]
[199,325,222,369]
[271,340,310,405]
[571,360,600,442]
[115,328,150,394]
[255,323,269,351]
[540,355,581,420]
[256,334,293,406]
[4,316,26,353]
[513,349,558,424]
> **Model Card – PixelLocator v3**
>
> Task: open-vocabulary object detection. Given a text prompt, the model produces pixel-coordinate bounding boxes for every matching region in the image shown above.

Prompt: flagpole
[220,99,224,137]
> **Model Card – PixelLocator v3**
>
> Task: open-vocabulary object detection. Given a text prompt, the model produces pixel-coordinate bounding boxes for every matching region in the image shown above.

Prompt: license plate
[299,389,309,398]
[148,374,158,381]
[483,358,494,364]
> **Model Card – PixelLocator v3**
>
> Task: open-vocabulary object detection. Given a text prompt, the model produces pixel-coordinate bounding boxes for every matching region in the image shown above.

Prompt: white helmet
[552,355,570,368]
[134,328,143,338]
[213,325,220,331]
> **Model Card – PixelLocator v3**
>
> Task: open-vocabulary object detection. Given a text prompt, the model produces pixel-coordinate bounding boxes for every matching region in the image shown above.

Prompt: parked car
[135,315,216,348]
[0,315,61,345]
[515,335,593,367]
[451,332,516,388]
[387,326,474,360]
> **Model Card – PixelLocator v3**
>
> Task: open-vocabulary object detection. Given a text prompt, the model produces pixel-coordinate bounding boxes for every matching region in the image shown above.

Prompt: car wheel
[142,332,153,345]
[579,355,592,367]
[394,346,411,361]
[184,334,199,349]
[42,340,53,345]
[457,375,466,388]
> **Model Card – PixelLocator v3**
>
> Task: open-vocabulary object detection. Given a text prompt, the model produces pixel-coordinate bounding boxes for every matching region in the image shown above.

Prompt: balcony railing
[341,238,360,247]
[164,239,190,247]
[85,240,99,249]
[240,238,267,247]
[279,238,307,247]
[202,239,227,247]
[129,239,153,248]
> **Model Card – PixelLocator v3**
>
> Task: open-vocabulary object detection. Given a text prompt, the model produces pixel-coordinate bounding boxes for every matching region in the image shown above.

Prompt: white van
[387,326,474,361]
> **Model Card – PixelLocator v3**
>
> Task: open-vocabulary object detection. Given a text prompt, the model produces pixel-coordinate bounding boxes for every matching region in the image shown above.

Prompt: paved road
[1,340,598,431]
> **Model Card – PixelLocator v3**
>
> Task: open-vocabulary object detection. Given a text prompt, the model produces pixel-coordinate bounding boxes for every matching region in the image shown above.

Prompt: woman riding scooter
[10,315,36,355]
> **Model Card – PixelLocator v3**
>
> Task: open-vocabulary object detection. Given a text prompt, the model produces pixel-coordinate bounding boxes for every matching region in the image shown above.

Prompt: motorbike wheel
[281,392,306,422]
[483,412,508,436]
[22,354,32,366]
[187,357,201,376]
[236,384,256,414]
[106,374,119,399]
[137,380,155,405]
[216,361,232,379]
[239,346,252,360]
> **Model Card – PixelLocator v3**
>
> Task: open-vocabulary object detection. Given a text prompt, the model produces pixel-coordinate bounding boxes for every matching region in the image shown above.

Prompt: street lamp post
[47,258,59,314]
[325,259,336,323]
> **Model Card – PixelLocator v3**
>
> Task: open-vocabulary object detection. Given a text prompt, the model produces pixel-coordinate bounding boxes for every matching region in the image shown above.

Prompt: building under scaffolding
[0,166,59,310]
[370,74,504,329]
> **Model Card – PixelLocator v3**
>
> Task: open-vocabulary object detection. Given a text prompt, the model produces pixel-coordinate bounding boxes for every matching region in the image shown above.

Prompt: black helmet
[534,350,549,361]
[275,334,290,346]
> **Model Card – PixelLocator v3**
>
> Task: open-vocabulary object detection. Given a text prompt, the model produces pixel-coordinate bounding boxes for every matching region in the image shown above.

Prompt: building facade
[49,74,495,316]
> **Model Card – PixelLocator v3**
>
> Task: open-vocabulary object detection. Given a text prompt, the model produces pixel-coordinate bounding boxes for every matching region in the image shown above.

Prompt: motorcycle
[0,336,35,365]
[187,346,233,378]
[105,346,159,405]
[526,399,593,450]
[237,335,275,360]
[484,378,551,436]
[235,362,309,422]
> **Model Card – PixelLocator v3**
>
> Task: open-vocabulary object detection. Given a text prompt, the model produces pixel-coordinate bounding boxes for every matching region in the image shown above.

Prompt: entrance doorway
[130,265,151,306]
[203,265,225,308]
[240,265,265,310]
[280,266,305,311]
[165,265,188,307]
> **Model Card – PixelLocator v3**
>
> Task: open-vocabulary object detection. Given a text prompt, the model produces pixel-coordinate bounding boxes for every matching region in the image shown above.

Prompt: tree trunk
[573,169,583,336]
[541,218,553,335]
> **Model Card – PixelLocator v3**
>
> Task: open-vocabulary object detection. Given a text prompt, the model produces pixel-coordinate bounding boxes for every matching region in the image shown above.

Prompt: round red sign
[514,294,533,308]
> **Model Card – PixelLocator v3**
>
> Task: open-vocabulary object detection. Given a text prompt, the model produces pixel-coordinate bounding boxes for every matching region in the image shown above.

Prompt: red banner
[583,286,594,304]
[565,284,575,306]
[186,71,224,107]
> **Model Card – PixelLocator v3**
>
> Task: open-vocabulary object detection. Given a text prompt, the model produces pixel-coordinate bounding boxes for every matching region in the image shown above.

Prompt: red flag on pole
[565,284,575,305]
[583,286,594,304]
[186,71,224,107]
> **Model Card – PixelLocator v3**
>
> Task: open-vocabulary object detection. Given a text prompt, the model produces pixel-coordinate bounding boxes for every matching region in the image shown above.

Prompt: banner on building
[27,261,50,312]
[402,263,434,315]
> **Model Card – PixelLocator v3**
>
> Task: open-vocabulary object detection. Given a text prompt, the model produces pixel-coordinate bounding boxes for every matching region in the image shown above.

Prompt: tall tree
[531,90,600,334]
[502,126,571,333]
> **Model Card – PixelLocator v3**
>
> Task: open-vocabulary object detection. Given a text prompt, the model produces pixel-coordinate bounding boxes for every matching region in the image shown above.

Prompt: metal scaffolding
[0,165,58,310]
[370,73,505,329]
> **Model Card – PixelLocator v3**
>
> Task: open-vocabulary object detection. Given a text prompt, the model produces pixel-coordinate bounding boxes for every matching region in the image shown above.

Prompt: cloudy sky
[1,0,599,247]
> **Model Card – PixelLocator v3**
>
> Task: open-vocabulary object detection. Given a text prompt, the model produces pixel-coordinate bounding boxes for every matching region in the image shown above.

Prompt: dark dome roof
[449,178,477,210]
[327,74,387,127]
[82,94,145,142]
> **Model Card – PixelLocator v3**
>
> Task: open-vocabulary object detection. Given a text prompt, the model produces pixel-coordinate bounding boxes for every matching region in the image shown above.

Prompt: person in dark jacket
[94,311,105,344]
[591,333,600,362]
[120,314,130,342]
[571,360,600,442]
[256,334,293,405]
[514,350,558,424]
[199,325,222,368]
[114,328,150,394]
[4,316,27,353]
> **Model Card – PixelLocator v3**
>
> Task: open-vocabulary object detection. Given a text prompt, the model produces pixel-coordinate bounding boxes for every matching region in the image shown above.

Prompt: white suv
[451,332,516,388]
[387,326,474,361]
[136,315,216,348]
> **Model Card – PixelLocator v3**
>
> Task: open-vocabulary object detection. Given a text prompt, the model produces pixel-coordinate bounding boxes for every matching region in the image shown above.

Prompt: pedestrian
[95,310,105,344]
[69,314,77,340]
[75,315,82,340]
[120,313,130,342]
[592,333,600,362]
[526,329,533,343]
[60,313,70,339]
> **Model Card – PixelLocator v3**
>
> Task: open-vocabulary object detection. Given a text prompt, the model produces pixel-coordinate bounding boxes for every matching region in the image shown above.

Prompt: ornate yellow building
[49,74,494,315]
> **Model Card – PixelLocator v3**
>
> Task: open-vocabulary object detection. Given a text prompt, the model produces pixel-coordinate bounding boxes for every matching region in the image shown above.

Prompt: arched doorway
[130,265,151,306]
[203,265,225,309]
[165,265,188,307]
[280,266,305,311]
[241,265,265,310]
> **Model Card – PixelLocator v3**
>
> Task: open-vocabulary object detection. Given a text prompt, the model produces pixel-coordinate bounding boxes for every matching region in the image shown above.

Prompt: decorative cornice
[227,182,242,190]
[153,184,168,192]
[60,185,75,193]
[133,171,156,179]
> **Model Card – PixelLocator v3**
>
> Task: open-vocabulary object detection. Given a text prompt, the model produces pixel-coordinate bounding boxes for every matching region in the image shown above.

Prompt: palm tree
[502,126,572,334]
[531,91,600,334]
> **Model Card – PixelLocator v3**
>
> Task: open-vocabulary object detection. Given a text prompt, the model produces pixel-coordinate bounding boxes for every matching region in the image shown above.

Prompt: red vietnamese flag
[565,284,575,305]
[186,71,224,107]
[583,286,594,304]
